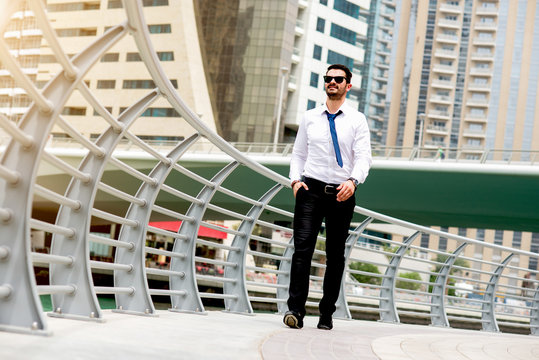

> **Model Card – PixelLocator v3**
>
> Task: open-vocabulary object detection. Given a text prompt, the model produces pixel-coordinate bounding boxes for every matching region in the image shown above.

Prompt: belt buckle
[324,185,335,195]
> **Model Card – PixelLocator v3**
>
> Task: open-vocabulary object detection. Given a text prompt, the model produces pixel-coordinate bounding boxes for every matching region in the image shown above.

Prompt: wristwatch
[347,177,359,188]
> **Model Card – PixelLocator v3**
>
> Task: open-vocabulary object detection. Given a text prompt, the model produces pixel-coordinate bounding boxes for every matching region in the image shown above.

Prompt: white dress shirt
[289,101,372,185]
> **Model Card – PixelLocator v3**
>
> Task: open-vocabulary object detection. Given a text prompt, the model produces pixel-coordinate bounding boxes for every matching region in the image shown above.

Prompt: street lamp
[273,67,289,153]
[417,113,425,158]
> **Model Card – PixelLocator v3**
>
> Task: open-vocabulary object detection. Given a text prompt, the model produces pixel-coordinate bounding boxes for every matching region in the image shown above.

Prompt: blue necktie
[326,110,343,168]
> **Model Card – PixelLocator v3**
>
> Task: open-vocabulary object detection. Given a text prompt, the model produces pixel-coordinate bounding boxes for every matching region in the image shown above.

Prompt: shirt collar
[320,101,350,116]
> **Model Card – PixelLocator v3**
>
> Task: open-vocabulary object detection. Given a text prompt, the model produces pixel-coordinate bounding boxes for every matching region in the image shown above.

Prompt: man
[284,64,372,330]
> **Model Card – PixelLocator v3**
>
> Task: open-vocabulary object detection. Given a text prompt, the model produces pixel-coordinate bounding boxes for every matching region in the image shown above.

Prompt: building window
[47,2,100,12]
[316,17,325,33]
[107,0,122,8]
[93,107,113,115]
[320,0,328,5]
[61,107,86,116]
[313,45,322,60]
[327,50,354,71]
[307,100,316,110]
[142,0,169,6]
[310,72,319,88]
[531,233,539,253]
[494,230,503,245]
[169,79,178,88]
[97,80,115,89]
[334,0,360,19]
[512,231,522,248]
[100,53,118,63]
[458,228,466,237]
[56,28,97,37]
[148,24,171,34]
[330,23,356,45]
[126,53,142,62]
[119,107,180,117]
[123,79,155,89]
[420,233,429,248]
[157,51,174,61]
[439,227,448,251]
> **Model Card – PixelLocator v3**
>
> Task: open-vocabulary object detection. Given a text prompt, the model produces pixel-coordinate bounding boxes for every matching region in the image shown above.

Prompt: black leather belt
[303,177,339,195]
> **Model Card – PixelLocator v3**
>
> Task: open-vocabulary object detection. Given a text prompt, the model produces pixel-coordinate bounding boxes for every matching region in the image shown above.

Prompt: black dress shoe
[317,315,333,330]
[283,310,303,329]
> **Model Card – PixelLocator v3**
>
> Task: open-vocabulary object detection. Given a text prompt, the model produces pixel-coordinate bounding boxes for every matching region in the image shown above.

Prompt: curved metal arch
[50,89,161,320]
[430,243,467,327]
[223,184,284,314]
[481,254,513,332]
[379,231,420,323]
[169,161,239,314]
[0,13,128,333]
[114,134,200,316]
[334,217,374,319]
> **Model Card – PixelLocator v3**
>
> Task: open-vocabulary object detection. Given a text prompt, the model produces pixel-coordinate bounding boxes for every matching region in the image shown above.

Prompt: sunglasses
[324,76,347,84]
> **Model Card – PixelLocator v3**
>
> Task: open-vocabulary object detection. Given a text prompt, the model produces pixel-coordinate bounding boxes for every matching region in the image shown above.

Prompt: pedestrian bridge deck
[2,310,538,360]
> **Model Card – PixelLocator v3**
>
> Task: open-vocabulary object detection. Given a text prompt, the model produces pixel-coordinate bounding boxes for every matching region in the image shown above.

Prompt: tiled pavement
[1,310,538,359]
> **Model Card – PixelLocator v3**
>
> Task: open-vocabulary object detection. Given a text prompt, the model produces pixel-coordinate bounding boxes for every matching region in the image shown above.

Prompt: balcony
[429,95,452,104]
[291,47,300,64]
[426,125,449,135]
[436,33,459,44]
[374,61,390,69]
[431,80,454,89]
[432,64,455,74]
[439,3,462,14]
[298,0,308,9]
[475,21,497,30]
[428,109,451,119]
[466,97,489,107]
[295,19,304,36]
[476,6,498,16]
[469,67,492,76]
[468,82,491,92]
[434,48,458,59]
[462,128,486,138]
[464,113,488,123]
[424,140,447,148]
[438,19,461,29]
[471,52,494,61]
[473,36,496,46]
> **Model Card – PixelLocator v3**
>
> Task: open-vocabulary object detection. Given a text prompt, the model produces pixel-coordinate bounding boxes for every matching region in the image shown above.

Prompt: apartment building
[283,0,369,140]
[36,0,216,142]
[385,0,539,160]
[0,1,40,127]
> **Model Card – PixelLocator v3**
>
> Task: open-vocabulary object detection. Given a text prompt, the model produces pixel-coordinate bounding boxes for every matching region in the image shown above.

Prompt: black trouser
[287,177,356,318]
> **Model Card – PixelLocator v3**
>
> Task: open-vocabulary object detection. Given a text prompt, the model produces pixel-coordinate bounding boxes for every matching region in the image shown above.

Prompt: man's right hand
[292,181,309,197]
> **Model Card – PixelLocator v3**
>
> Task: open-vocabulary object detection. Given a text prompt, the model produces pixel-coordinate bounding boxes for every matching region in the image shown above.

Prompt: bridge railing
[0,0,538,336]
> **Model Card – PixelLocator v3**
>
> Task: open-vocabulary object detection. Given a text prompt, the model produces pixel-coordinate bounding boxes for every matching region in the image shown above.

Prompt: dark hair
[326,64,352,83]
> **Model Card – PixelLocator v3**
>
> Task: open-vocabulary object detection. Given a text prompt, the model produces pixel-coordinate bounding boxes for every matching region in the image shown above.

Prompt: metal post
[224,184,283,314]
[481,254,513,332]
[430,243,467,327]
[379,232,420,323]
[417,113,425,158]
[273,67,288,153]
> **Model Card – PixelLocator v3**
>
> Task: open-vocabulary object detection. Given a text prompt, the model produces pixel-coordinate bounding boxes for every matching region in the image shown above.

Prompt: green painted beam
[34,153,539,232]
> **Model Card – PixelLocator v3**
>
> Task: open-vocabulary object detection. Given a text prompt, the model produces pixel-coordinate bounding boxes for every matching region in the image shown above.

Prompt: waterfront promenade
[1,310,538,359]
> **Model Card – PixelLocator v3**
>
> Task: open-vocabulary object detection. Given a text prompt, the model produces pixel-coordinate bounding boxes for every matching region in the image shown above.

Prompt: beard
[326,87,346,100]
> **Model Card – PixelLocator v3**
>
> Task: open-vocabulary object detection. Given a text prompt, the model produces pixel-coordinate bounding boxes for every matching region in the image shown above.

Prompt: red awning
[148,221,228,239]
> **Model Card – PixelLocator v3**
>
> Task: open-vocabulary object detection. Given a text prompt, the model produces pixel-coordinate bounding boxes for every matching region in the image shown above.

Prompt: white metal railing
[0,0,538,338]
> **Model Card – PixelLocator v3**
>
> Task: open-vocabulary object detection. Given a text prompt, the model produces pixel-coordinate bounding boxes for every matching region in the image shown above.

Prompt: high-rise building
[283,0,369,141]
[194,0,297,142]
[357,0,396,145]
[384,0,539,160]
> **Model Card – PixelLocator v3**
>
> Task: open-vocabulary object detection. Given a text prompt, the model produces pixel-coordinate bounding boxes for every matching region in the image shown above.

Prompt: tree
[428,254,470,295]
[396,272,422,290]
[349,262,381,285]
